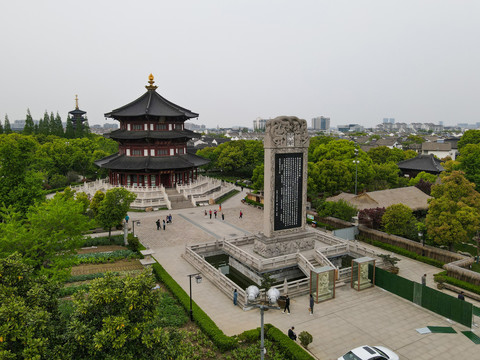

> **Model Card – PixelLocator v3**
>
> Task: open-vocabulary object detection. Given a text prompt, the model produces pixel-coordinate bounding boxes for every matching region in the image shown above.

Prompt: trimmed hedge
[265,324,314,360]
[73,250,140,264]
[244,198,263,207]
[434,271,480,296]
[82,234,125,247]
[152,263,237,351]
[360,236,445,268]
[65,272,117,283]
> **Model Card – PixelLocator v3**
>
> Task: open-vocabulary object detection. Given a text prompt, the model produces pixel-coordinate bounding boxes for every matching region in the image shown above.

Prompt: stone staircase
[165,188,194,210]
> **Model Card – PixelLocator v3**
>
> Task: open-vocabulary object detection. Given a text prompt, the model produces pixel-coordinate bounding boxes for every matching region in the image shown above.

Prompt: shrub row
[59,284,89,297]
[434,271,480,295]
[152,263,237,351]
[74,250,140,264]
[359,236,445,268]
[265,324,314,360]
[215,189,239,204]
[82,234,125,247]
[244,198,264,207]
[65,272,117,283]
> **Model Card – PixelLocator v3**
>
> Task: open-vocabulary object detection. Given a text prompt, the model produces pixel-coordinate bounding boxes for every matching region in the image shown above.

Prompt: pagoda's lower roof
[95,152,209,171]
[108,129,197,140]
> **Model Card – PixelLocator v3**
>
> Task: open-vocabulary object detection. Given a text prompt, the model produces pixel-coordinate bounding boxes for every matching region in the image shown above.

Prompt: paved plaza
[131,188,480,360]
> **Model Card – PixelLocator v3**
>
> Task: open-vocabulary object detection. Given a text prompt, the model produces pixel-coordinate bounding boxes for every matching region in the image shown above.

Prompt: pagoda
[95,74,208,188]
[68,95,87,130]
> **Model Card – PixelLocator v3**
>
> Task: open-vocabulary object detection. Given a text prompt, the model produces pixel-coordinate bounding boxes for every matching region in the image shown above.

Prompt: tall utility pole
[353,148,359,195]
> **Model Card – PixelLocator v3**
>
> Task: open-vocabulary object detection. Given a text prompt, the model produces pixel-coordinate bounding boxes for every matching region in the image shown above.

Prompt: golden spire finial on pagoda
[75,94,79,109]
[145,73,158,90]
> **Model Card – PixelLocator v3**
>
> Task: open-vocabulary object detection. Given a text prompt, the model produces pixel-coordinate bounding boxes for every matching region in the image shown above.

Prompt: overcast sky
[1,1,479,129]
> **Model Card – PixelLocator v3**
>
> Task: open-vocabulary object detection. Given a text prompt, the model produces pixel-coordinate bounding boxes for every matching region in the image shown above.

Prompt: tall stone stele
[263,116,309,238]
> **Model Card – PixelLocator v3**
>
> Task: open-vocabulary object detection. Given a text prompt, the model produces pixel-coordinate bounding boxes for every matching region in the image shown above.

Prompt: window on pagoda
[132,124,143,130]
[156,124,167,131]
[131,149,143,156]
[178,148,185,155]
[157,149,168,156]
[175,124,183,130]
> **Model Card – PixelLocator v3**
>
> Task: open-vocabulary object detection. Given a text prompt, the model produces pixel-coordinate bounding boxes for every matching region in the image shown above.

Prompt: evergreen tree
[74,118,84,138]
[23,108,35,135]
[33,123,39,135]
[38,111,50,135]
[0,117,3,134]
[4,114,12,134]
[65,115,75,139]
[83,119,91,136]
[50,111,64,137]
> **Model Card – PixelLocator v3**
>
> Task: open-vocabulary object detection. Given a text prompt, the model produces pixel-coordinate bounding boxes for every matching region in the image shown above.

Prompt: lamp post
[246,286,280,360]
[353,148,359,195]
[418,231,424,256]
[132,220,141,237]
[188,273,202,321]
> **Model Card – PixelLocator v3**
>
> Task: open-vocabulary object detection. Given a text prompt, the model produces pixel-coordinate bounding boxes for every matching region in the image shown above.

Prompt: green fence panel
[373,267,472,328]
[373,267,414,301]
[421,284,472,328]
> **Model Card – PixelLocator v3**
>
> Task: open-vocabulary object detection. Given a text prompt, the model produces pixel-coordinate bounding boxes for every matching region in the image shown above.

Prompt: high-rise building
[253,117,268,131]
[312,116,330,130]
[383,118,395,124]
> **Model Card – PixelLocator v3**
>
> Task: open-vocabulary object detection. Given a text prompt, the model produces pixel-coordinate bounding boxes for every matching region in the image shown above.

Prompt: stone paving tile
[128,188,480,360]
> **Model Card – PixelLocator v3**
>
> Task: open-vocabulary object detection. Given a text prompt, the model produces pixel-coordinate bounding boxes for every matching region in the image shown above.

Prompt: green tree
[0,194,92,276]
[4,114,12,134]
[65,272,180,360]
[196,146,218,172]
[50,112,64,137]
[315,199,357,222]
[0,253,63,359]
[65,116,75,139]
[367,146,406,164]
[371,162,400,190]
[0,134,44,216]
[0,117,3,134]
[308,159,352,195]
[457,143,480,189]
[38,110,51,135]
[251,163,264,190]
[408,171,437,186]
[458,129,480,151]
[426,171,480,250]
[90,190,105,218]
[96,188,136,239]
[23,108,35,135]
[382,204,417,238]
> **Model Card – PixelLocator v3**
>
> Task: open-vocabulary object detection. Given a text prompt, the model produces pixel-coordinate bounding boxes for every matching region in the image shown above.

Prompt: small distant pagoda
[68,95,87,130]
[95,74,209,188]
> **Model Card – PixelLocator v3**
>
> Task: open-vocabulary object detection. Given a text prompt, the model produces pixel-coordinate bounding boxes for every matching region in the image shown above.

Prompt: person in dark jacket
[288,326,296,341]
[283,295,290,314]
[309,294,314,315]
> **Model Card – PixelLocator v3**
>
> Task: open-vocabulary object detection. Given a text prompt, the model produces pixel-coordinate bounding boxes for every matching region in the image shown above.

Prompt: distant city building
[12,119,40,130]
[338,124,364,133]
[312,116,330,130]
[382,118,395,124]
[184,122,206,131]
[253,117,268,131]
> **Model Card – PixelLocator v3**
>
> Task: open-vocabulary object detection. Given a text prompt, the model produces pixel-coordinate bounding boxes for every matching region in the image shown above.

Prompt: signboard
[274,153,303,231]
[306,214,314,220]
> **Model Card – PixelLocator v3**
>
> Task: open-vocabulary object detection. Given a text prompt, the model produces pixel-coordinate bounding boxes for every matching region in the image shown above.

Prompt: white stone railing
[314,249,337,269]
[223,241,262,270]
[192,183,235,206]
[271,277,311,296]
[315,231,344,246]
[176,175,210,193]
[296,253,315,276]
[183,246,248,308]
[338,267,352,279]
[316,243,348,257]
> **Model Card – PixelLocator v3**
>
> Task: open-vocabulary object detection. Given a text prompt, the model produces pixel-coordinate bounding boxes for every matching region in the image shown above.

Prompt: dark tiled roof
[108,129,197,140]
[95,153,210,170]
[69,108,87,116]
[421,142,451,151]
[105,89,198,119]
[397,154,444,173]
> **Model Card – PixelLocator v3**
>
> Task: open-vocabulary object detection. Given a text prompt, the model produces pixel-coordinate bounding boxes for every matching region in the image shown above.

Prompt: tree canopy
[382,204,417,239]
[426,171,480,250]
[96,188,136,239]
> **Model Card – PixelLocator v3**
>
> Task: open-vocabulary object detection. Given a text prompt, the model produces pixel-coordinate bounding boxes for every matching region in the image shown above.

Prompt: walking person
[214,210,217,218]
[209,210,212,219]
[204,209,207,216]
[458,291,465,300]
[239,210,243,219]
[156,219,160,230]
[309,294,314,315]
[163,219,166,231]
[421,274,426,286]
[283,294,290,314]
[233,289,238,306]
[169,214,172,223]
[222,213,224,220]
[288,326,297,341]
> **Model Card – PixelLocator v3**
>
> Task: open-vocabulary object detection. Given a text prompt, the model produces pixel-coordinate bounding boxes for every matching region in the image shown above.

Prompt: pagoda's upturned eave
[108,129,197,141]
[95,153,210,171]
[104,90,199,119]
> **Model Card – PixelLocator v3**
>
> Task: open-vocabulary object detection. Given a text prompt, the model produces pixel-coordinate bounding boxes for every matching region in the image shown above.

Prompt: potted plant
[378,254,401,274]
